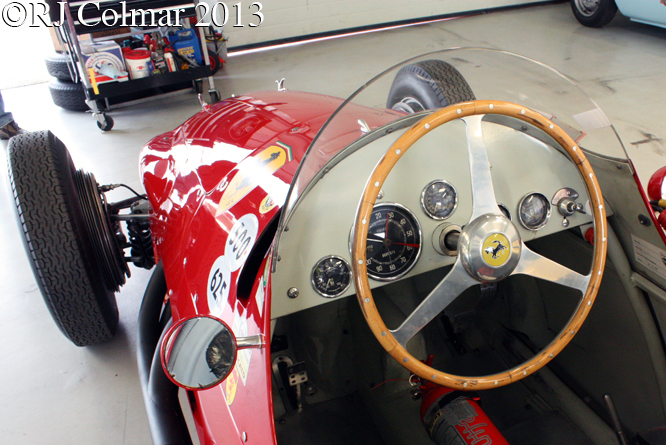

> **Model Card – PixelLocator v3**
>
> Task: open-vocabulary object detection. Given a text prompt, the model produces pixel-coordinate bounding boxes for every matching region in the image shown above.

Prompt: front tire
[7,131,120,346]
[571,0,618,28]
[387,60,475,113]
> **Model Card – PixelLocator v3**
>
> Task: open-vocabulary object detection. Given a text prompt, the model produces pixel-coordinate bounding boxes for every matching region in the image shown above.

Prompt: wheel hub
[575,0,599,16]
[459,214,521,282]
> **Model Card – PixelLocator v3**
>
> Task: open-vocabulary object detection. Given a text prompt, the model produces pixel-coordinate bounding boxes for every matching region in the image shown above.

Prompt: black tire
[7,131,119,346]
[45,53,75,82]
[97,115,114,131]
[571,0,618,28]
[387,60,476,113]
[49,79,89,112]
[210,90,220,104]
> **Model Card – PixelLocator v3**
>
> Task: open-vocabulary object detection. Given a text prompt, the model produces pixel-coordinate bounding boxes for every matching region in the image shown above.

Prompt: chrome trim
[237,334,265,350]
[518,192,552,231]
[310,255,352,298]
[459,214,522,282]
[420,179,458,220]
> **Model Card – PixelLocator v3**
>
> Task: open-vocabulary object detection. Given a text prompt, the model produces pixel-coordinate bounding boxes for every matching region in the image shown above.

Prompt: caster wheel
[209,90,220,103]
[193,80,203,94]
[97,115,114,131]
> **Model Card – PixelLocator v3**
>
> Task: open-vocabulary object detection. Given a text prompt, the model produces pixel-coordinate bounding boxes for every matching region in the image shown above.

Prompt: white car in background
[571,0,666,28]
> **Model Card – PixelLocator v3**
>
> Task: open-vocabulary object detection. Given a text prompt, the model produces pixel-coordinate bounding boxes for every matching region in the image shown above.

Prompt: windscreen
[273,48,627,266]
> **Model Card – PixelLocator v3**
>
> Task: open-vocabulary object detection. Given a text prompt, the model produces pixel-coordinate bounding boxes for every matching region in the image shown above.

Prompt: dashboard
[271,114,597,319]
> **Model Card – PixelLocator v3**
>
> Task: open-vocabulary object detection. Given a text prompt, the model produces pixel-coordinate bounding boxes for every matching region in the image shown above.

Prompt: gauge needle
[385,211,389,237]
[367,233,385,242]
[393,242,420,247]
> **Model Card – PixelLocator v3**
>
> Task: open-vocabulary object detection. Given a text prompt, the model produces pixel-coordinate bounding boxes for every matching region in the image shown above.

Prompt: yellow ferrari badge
[482,233,511,267]
[216,142,292,216]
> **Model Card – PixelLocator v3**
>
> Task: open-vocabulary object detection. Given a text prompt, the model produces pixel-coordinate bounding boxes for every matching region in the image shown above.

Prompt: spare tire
[7,131,121,346]
[387,60,475,113]
[49,78,89,112]
[45,53,76,82]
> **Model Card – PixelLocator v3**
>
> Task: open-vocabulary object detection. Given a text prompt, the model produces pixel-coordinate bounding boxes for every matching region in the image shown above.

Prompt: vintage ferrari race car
[8,48,666,445]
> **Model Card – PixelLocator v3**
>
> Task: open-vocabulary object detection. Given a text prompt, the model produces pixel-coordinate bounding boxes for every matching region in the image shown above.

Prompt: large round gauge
[311,256,352,298]
[518,193,551,230]
[365,203,422,281]
[421,180,458,220]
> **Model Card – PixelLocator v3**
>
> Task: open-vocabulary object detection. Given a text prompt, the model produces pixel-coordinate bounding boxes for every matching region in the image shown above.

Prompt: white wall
[212,0,552,48]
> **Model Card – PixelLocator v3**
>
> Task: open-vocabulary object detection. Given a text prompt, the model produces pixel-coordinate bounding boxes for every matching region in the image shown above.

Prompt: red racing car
[8,48,666,445]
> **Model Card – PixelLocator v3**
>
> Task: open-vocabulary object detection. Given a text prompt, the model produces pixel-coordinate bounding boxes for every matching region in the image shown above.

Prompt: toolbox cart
[48,0,220,131]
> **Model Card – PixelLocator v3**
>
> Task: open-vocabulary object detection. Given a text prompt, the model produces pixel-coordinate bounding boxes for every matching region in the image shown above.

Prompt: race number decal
[225,214,259,272]
[207,256,231,315]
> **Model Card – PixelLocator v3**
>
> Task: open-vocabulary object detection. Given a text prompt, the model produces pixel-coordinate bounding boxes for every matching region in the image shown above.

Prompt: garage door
[218,0,552,48]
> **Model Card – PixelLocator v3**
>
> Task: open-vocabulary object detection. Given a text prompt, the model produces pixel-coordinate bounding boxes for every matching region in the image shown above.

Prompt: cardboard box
[80,41,129,84]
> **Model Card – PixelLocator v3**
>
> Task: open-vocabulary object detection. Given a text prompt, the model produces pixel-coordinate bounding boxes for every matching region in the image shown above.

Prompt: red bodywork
[140,90,397,443]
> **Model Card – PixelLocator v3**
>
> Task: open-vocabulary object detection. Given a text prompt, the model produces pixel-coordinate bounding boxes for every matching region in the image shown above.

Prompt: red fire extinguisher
[419,357,509,445]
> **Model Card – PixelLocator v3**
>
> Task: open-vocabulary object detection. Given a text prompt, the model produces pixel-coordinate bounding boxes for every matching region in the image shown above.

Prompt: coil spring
[127,216,154,270]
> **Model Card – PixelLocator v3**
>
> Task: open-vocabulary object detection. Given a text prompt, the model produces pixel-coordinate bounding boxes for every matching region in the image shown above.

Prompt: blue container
[171,29,203,66]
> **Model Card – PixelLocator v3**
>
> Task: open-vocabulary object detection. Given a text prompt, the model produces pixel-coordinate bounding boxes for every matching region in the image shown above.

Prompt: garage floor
[1,2,665,444]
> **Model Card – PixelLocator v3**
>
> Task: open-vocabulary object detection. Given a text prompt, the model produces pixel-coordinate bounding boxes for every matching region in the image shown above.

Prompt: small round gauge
[421,180,458,220]
[518,193,551,230]
[365,203,422,281]
[311,256,352,298]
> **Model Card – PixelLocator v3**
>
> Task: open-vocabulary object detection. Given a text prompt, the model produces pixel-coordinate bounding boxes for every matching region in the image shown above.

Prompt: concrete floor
[1,3,665,444]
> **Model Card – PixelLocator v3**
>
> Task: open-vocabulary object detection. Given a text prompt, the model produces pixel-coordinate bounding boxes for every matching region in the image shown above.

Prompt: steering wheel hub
[459,214,521,282]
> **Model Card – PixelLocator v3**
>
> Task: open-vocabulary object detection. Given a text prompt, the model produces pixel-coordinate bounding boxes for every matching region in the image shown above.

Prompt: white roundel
[225,214,259,272]
[207,256,231,315]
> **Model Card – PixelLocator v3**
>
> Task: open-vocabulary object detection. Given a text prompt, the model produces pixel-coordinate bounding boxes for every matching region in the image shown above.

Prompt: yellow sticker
[216,142,293,216]
[259,195,277,214]
[482,233,511,267]
[225,369,238,405]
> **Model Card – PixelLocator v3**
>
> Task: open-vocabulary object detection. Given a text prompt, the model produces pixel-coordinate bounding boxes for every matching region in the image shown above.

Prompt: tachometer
[421,180,458,220]
[311,256,352,298]
[518,193,551,230]
[365,203,422,281]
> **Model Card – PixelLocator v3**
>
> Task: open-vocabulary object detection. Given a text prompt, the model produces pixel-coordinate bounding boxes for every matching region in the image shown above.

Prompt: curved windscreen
[273,48,627,265]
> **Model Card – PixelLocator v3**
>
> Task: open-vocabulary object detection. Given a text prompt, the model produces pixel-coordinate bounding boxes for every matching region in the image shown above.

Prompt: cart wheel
[209,90,220,103]
[97,115,114,131]
[193,80,203,94]
[7,131,125,346]
[209,54,223,75]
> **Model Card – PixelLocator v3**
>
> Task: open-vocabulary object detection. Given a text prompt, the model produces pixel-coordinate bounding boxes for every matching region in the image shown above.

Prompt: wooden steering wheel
[351,100,607,390]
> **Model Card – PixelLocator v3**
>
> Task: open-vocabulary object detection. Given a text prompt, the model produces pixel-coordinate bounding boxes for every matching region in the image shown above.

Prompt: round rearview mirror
[161,316,239,390]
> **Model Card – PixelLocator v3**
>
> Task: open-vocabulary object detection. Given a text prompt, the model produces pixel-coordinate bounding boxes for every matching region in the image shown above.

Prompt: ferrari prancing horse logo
[482,233,511,267]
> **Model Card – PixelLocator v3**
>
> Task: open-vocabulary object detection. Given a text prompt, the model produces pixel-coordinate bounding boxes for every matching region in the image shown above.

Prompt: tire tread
[7,131,118,346]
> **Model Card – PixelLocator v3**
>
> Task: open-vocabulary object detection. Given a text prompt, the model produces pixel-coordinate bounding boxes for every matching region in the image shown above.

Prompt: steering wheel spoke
[463,115,502,219]
[512,243,590,294]
[392,260,476,348]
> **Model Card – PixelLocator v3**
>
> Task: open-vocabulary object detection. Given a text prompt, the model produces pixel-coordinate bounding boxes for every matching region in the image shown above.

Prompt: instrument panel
[273,116,597,318]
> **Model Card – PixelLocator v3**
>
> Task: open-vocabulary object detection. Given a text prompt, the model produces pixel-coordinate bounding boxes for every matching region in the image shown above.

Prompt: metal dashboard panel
[271,118,595,319]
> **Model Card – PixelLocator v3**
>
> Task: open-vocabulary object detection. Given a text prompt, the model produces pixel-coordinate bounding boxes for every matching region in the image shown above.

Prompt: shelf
[86,65,212,99]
